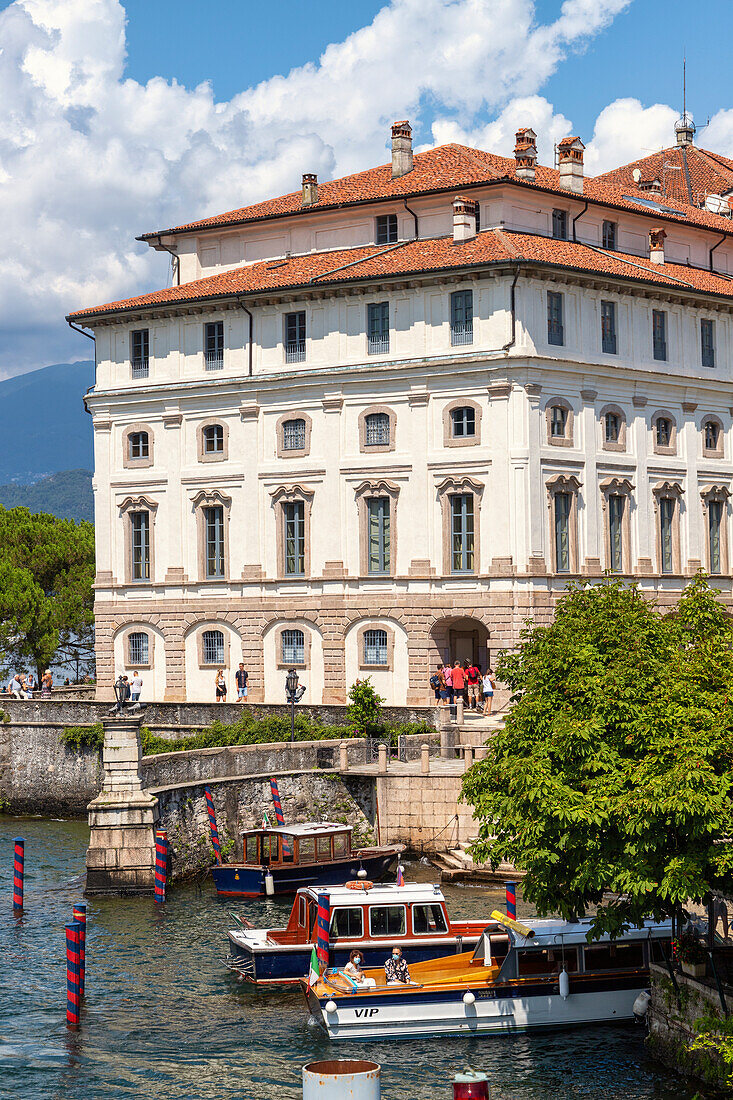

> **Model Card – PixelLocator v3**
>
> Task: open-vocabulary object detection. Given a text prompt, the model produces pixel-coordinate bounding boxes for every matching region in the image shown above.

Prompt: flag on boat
[308,945,320,987]
[262,810,270,828]
[397,863,404,886]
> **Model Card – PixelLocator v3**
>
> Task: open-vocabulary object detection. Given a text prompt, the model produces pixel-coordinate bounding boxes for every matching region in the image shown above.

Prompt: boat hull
[212,849,399,897]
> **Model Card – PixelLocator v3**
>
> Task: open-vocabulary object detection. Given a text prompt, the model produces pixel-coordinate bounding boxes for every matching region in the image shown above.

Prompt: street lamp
[285,668,306,742]
[112,674,127,715]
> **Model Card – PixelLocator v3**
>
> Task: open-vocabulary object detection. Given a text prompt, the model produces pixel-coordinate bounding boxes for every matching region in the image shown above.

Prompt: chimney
[452,195,477,243]
[514,127,537,181]
[557,136,585,194]
[391,120,413,178]
[301,173,318,206]
[649,227,666,264]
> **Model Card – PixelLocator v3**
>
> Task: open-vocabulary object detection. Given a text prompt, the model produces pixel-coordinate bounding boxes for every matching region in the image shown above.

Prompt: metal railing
[131,357,149,378]
[450,322,473,347]
[205,351,224,371]
[285,340,306,363]
[367,336,390,355]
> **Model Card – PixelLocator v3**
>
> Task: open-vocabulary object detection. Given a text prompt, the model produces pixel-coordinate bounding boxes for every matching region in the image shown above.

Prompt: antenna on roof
[675,55,695,147]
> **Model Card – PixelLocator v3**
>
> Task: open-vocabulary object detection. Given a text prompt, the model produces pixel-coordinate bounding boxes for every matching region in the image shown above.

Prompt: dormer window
[602,220,617,250]
[376,214,398,244]
[552,209,568,240]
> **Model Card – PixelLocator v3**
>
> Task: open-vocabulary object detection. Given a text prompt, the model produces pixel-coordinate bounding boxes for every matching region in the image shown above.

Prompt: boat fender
[325,1000,338,1014]
[558,968,570,1000]
[346,880,373,891]
[264,870,275,897]
[463,990,476,1006]
[633,990,651,1019]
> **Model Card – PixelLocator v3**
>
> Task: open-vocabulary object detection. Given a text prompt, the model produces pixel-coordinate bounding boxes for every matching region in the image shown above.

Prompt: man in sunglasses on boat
[384,946,411,985]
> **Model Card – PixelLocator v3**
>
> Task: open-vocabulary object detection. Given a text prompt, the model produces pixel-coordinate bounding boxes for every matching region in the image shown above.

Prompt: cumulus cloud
[0,0,636,373]
[584,98,680,175]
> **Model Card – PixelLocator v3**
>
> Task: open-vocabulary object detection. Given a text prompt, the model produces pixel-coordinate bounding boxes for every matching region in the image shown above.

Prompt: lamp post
[285,668,306,742]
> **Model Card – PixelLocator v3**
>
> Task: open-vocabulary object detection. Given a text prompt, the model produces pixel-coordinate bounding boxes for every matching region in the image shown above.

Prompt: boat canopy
[240,822,353,838]
[298,882,445,906]
[503,917,674,949]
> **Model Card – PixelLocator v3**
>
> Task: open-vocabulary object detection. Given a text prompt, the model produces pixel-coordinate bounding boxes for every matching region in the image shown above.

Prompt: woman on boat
[343,950,376,989]
[384,946,411,985]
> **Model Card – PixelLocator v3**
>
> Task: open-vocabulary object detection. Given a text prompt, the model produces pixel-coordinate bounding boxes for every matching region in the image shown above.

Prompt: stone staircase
[431,836,520,885]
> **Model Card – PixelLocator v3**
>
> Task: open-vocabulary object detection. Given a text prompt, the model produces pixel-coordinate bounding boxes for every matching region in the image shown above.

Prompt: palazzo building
[69,117,733,703]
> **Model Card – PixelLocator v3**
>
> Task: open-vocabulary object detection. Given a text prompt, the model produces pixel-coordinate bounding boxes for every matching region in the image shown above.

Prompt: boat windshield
[245,835,258,864]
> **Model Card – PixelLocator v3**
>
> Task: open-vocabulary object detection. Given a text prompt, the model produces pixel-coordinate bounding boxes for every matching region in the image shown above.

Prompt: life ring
[346,879,373,890]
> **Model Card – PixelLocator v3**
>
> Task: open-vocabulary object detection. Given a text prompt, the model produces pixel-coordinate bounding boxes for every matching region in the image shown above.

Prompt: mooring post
[339,742,348,772]
[72,904,87,997]
[13,837,24,912]
[506,881,517,919]
[65,920,82,1029]
[204,786,222,863]
[421,743,430,775]
[378,743,388,775]
[154,830,168,903]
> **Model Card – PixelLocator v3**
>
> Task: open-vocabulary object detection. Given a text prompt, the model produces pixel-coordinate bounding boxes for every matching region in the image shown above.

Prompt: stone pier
[85,716,159,895]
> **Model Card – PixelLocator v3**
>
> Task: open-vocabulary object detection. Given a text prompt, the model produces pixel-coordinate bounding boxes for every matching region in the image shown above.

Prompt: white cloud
[0,0,634,373]
[584,97,680,175]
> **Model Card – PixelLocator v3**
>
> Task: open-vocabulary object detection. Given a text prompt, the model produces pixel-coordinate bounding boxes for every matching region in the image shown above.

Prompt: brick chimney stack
[301,173,318,206]
[391,120,413,178]
[452,195,477,243]
[514,128,537,181]
[557,136,585,193]
[649,227,667,264]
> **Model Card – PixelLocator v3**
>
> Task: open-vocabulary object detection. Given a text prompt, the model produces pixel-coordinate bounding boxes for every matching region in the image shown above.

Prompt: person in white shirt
[343,950,376,989]
[482,669,496,715]
[130,672,143,702]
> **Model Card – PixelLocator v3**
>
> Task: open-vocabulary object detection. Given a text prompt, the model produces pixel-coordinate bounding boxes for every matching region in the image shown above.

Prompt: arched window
[202,629,225,666]
[656,417,672,447]
[545,400,573,447]
[282,628,305,665]
[282,418,306,451]
[702,416,724,458]
[605,412,620,443]
[651,411,677,455]
[363,628,388,666]
[128,631,149,666]
[365,412,390,447]
[550,406,567,437]
[129,431,149,460]
[203,424,224,454]
[450,407,476,438]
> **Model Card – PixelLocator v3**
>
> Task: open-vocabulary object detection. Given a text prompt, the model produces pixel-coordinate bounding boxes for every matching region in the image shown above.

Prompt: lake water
[0,816,707,1100]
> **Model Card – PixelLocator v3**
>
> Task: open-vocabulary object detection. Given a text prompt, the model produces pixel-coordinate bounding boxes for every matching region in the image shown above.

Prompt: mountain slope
[0,470,93,523]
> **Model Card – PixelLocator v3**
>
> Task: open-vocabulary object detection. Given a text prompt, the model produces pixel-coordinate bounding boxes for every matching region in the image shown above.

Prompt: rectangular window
[411,904,448,935]
[552,208,568,240]
[316,836,332,861]
[131,329,149,378]
[245,836,258,863]
[298,837,315,863]
[709,500,723,575]
[602,220,617,250]
[367,302,390,355]
[130,511,150,581]
[450,493,474,573]
[285,311,306,363]
[284,501,305,576]
[547,291,564,346]
[601,300,617,355]
[554,492,571,573]
[204,321,224,370]
[583,943,644,972]
[204,505,225,578]
[609,494,625,573]
[450,289,473,346]
[330,907,364,939]
[128,631,148,665]
[332,833,348,857]
[652,309,667,361]
[472,202,480,232]
[451,406,476,437]
[701,319,715,368]
[282,628,304,664]
[364,628,388,666]
[367,497,390,574]
[660,497,674,574]
[283,418,306,451]
[280,835,295,863]
[369,905,406,938]
[375,213,398,244]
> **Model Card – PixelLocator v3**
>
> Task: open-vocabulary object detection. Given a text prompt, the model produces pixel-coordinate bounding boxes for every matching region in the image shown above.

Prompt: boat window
[280,835,295,863]
[261,835,278,863]
[308,900,317,938]
[583,942,644,971]
[412,904,448,935]
[245,835,259,863]
[333,833,348,858]
[517,947,579,977]
[369,905,406,937]
[316,836,333,861]
[299,837,315,863]
[330,906,364,939]
[298,895,307,927]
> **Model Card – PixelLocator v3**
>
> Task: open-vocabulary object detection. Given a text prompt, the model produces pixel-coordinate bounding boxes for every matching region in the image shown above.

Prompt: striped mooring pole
[270,778,285,826]
[316,892,330,973]
[13,837,24,912]
[65,920,83,1028]
[204,786,222,864]
[73,904,87,998]
[154,830,168,903]
[505,881,517,920]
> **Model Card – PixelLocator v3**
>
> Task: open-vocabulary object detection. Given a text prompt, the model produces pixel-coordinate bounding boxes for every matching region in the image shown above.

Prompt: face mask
[392,953,400,959]
[353,957,360,964]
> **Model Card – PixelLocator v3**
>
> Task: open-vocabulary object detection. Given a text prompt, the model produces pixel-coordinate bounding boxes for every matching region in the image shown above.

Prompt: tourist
[429,664,443,705]
[41,670,53,697]
[384,946,411,985]
[215,668,227,702]
[344,950,376,989]
[482,667,497,715]
[8,674,23,699]
[442,661,453,704]
[466,661,481,710]
[23,674,35,697]
[451,661,466,705]
[130,670,143,702]
[235,662,248,703]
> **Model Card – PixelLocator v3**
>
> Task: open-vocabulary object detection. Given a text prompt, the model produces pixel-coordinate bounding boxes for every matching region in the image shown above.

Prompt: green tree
[462,575,733,938]
[347,677,384,735]
[0,507,95,683]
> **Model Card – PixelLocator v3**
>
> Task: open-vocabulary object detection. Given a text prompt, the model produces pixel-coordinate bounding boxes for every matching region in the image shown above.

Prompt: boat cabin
[240,822,353,867]
[282,883,461,944]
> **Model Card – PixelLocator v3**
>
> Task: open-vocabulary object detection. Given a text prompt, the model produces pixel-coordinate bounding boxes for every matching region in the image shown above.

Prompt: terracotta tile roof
[595,145,733,208]
[68,228,733,322]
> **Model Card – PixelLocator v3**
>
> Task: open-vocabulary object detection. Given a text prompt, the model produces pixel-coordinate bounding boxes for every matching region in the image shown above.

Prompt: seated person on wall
[384,945,411,985]
[343,950,376,988]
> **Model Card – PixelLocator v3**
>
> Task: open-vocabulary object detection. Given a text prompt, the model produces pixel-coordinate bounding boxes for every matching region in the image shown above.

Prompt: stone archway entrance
[430,616,490,670]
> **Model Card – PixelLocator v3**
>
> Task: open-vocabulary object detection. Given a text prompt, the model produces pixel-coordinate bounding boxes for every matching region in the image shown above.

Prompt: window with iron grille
[652,310,667,361]
[129,431,149,460]
[701,319,715,368]
[128,631,149,666]
[204,321,224,370]
[131,329,149,378]
[203,424,224,454]
[367,302,390,354]
[282,418,306,451]
[451,406,476,437]
[450,290,473,346]
[365,412,390,447]
[367,497,390,574]
[130,511,150,581]
[204,506,225,578]
[602,220,617,250]
[364,628,388,666]
[659,497,674,574]
[605,412,620,443]
[450,494,474,573]
[547,291,564,345]
[282,628,305,665]
[550,405,567,438]
[601,300,617,354]
[552,209,568,240]
[709,500,723,575]
[554,492,571,573]
[376,214,398,244]
[705,420,720,452]
[656,417,672,448]
[202,629,225,665]
[284,501,305,576]
[608,494,624,573]
[285,311,306,363]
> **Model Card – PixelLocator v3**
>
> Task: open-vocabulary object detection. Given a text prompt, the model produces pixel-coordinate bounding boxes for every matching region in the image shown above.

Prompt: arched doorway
[430,616,490,670]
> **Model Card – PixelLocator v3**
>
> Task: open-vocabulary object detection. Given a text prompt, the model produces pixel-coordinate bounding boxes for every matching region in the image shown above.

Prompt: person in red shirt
[466,662,480,710]
[451,661,466,703]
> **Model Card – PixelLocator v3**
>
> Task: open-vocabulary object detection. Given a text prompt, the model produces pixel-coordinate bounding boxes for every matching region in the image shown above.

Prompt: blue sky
[1,0,732,375]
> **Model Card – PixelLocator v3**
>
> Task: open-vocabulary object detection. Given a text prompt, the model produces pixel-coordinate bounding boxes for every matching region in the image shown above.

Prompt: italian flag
[262,810,270,828]
[308,945,320,987]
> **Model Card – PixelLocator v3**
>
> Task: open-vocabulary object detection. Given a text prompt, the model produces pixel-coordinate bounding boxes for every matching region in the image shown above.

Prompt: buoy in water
[264,869,275,896]
[558,968,570,1000]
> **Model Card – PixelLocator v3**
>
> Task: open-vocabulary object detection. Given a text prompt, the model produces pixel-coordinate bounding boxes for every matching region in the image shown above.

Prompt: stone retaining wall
[376,770,475,852]
[647,963,730,1090]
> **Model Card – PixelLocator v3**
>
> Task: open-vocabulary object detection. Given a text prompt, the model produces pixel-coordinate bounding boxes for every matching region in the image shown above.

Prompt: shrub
[61,723,104,752]
[347,678,384,734]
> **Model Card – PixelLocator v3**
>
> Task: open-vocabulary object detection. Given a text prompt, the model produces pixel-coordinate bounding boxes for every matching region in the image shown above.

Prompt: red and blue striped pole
[316,892,330,973]
[505,881,517,920]
[204,786,222,864]
[154,830,168,903]
[13,837,24,912]
[270,778,285,826]
[73,903,87,998]
[65,920,82,1028]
